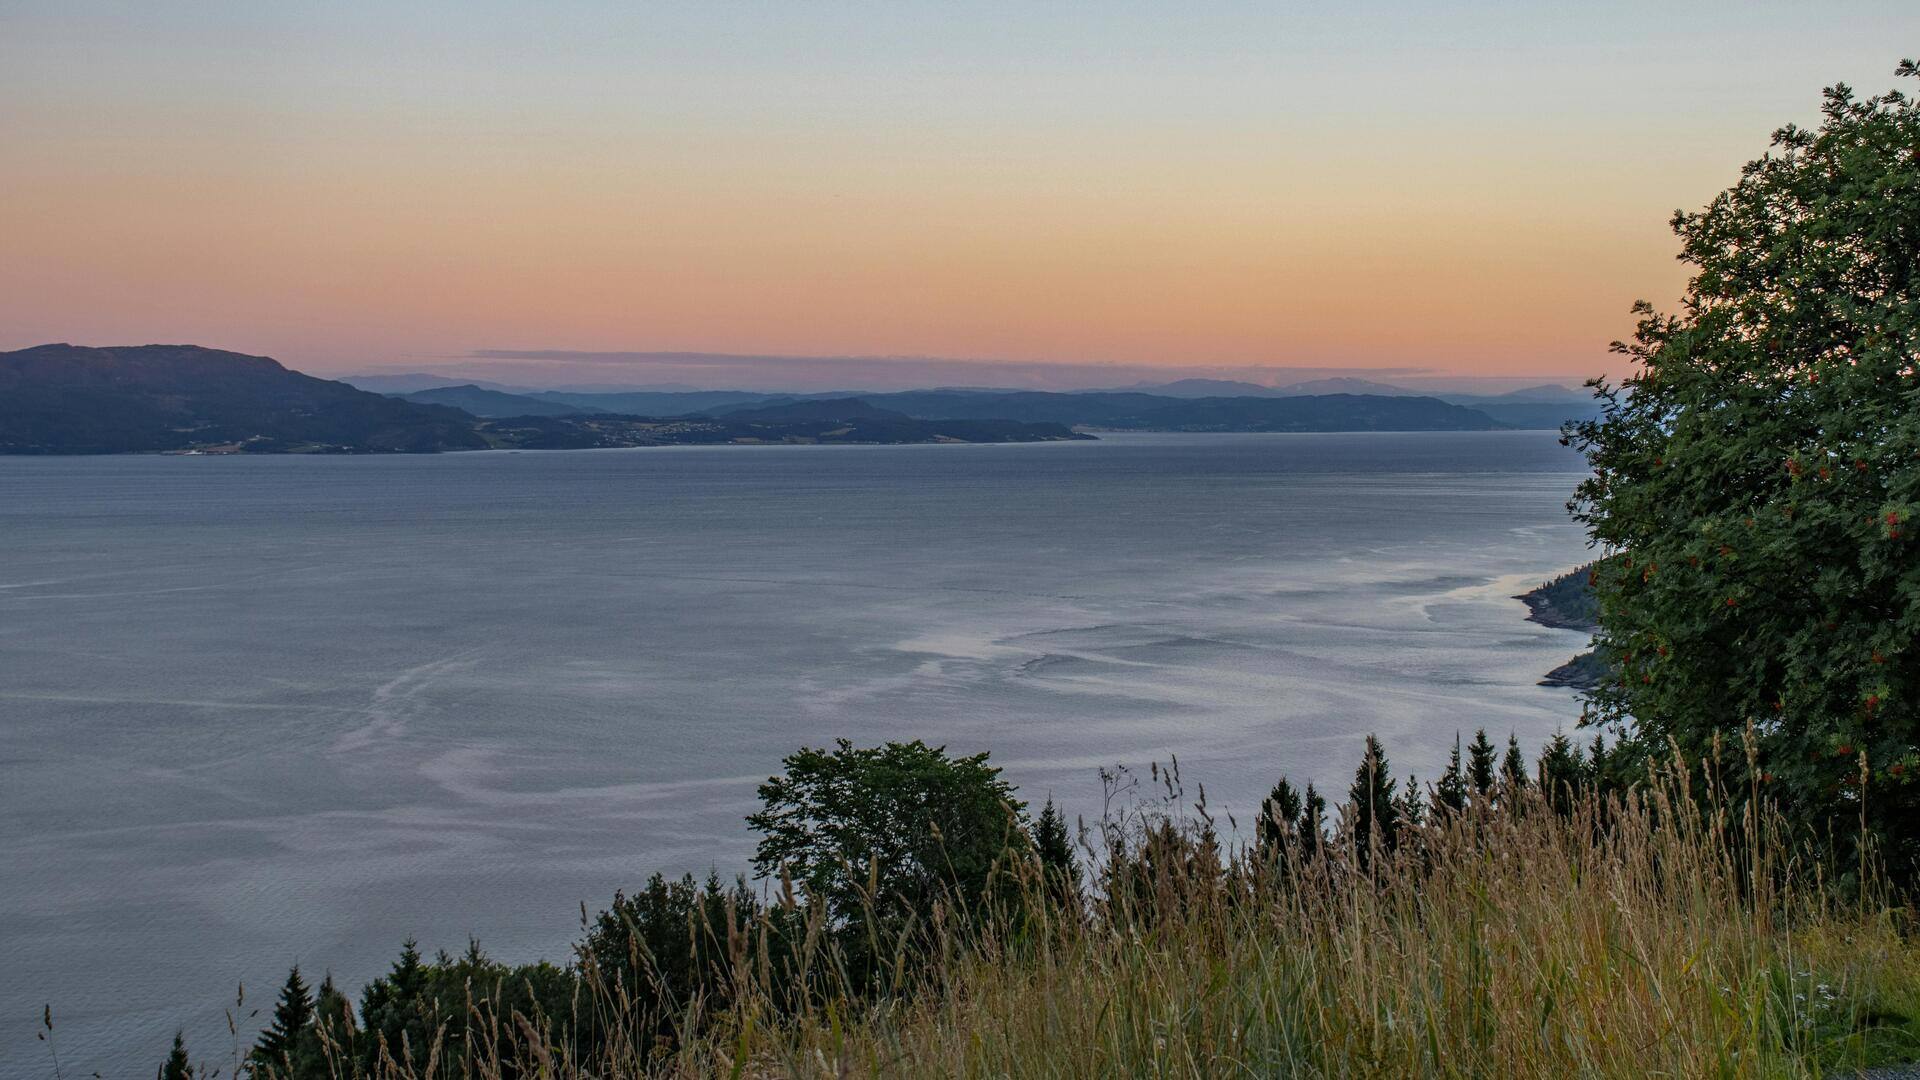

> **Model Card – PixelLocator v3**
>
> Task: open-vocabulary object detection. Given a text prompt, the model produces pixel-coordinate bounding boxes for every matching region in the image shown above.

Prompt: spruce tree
[1346,734,1400,865]
[1256,777,1302,863]
[310,972,352,1072]
[158,1030,191,1080]
[1467,729,1497,796]
[250,965,314,1075]
[1588,734,1615,794]
[1502,734,1530,793]
[358,938,431,1075]
[1298,782,1327,859]
[1433,735,1469,817]
[1538,731,1586,813]
[1396,771,1426,829]
[1032,797,1078,898]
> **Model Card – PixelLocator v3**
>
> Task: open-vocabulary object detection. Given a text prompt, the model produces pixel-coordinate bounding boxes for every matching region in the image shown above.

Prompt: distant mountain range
[1102,376,1417,398]
[393,384,1522,432]
[379,378,1602,430]
[2,343,1601,454]
[0,345,1088,453]
[689,389,1506,432]
[348,373,1604,430]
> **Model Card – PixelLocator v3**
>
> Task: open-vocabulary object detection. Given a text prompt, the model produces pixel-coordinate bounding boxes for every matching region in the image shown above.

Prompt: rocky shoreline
[1516,564,1603,689]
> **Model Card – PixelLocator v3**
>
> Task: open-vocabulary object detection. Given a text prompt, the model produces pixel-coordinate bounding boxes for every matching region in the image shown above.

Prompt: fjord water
[0,432,1592,1074]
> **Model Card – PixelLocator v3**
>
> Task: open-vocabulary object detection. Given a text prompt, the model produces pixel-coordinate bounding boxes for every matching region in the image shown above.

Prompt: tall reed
[252,749,1920,1078]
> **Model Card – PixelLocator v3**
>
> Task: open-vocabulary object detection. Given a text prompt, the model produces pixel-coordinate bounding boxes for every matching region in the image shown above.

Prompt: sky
[2,2,1915,390]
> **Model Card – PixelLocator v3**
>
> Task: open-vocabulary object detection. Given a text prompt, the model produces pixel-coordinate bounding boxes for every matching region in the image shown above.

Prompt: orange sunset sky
[3,3,1915,389]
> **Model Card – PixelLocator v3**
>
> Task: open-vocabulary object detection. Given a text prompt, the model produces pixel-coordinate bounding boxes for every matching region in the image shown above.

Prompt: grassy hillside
[190,750,1918,1079]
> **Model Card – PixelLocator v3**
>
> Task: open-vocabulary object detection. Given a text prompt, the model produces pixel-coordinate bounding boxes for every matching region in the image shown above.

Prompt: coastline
[1516,564,1602,689]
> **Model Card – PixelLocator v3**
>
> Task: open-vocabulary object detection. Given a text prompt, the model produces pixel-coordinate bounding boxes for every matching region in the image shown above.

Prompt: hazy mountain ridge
[2,344,1588,455]
[0,346,1094,453]
[394,385,610,417]
[704,389,1508,432]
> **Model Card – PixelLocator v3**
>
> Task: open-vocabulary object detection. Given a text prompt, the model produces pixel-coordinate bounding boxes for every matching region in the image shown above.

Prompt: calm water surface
[0,432,1594,1073]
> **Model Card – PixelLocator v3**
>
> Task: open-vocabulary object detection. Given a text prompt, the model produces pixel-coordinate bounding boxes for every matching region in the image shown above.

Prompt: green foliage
[355,939,430,1073]
[1433,736,1470,816]
[1299,782,1327,857]
[158,1030,191,1080]
[1255,777,1303,863]
[1395,771,1426,829]
[1031,797,1079,900]
[1345,734,1400,865]
[353,937,577,1075]
[170,725,1920,1077]
[1568,61,1920,873]
[577,871,771,1033]
[1523,564,1601,629]
[1467,729,1498,796]
[1501,734,1529,794]
[1537,731,1588,814]
[249,965,316,1078]
[747,739,1028,934]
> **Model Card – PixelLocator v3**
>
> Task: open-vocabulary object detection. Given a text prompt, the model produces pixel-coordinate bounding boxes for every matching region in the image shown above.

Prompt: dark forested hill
[0,344,487,453]
[395,384,609,417]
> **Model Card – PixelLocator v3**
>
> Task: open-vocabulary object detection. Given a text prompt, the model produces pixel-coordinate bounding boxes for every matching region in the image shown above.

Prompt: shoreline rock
[1517,564,1603,689]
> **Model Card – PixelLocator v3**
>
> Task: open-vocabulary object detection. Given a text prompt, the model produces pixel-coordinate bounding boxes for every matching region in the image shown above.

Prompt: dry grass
[271,751,1920,1079]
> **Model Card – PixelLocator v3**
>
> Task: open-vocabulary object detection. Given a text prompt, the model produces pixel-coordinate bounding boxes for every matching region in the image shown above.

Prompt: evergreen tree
[358,938,431,1074]
[1298,782,1327,859]
[1433,735,1469,817]
[1396,771,1426,830]
[1346,735,1401,865]
[1538,731,1587,813]
[309,972,352,1072]
[1255,777,1302,863]
[1501,734,1530,793]
[250,965,314,1076]
[1589,734,1620,795]
[1032,797,1078,899]
[158,1030,191,1080]
[1467,729,1498,797]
